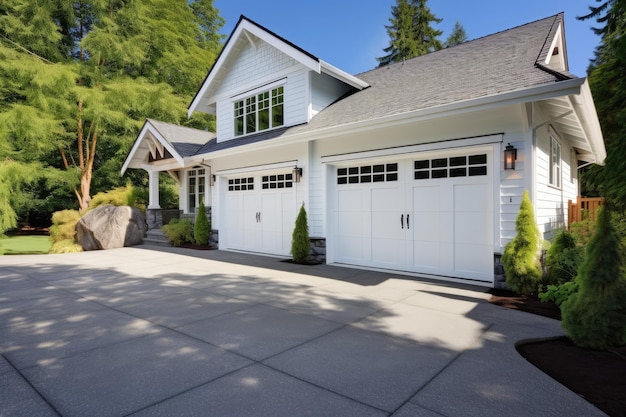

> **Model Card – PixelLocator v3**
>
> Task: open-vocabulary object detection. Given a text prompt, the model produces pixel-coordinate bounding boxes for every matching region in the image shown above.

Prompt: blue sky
[213,0,601,78]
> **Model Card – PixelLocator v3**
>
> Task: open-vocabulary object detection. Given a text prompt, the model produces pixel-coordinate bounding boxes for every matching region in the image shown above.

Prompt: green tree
[194,199,210,245]
[561,207,626,349]
[377,0,443,66]
[444,21,467,47]
[578,1,626,208]
[502,191,543,295]
[291,203,310,263]
[0,0,224,220]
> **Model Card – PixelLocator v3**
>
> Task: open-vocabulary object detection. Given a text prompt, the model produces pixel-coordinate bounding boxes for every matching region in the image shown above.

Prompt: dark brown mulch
[488,289,626,417]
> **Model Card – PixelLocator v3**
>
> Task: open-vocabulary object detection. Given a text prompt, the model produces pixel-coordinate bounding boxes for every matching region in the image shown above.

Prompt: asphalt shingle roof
[292,13,571,133]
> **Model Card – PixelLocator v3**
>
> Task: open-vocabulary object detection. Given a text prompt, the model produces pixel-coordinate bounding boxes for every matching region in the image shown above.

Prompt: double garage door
[332,149,494,282]
[225,171,296,256]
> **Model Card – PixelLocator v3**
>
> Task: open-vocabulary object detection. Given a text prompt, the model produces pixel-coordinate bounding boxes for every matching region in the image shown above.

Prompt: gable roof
[123,13,605,173]
[121,119,216,174]
[188,15,369,117]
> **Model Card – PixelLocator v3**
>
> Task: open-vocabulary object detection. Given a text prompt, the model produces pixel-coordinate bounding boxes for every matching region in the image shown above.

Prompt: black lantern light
[504,143,517,170]
[292,167,303,183]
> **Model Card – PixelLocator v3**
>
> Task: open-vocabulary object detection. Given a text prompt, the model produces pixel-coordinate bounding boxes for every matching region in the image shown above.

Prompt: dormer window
[234,86,284,136]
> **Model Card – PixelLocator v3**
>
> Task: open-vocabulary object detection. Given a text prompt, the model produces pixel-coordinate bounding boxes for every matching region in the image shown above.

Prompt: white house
[121,14,605,287]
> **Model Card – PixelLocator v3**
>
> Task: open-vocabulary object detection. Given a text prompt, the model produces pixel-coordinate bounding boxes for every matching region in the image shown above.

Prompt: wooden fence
[568,197,605,228]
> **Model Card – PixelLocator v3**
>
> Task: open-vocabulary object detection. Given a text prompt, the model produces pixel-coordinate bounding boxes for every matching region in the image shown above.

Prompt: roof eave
[121,120,185,176]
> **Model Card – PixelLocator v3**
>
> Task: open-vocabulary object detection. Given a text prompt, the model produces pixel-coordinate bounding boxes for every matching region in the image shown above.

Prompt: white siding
[311,72,354,117]
[534,125,578,241]
[212,39,311,142]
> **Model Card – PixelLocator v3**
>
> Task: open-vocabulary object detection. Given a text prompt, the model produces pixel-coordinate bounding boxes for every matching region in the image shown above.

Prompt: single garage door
[333,150,493,282]
[225,172,296,256]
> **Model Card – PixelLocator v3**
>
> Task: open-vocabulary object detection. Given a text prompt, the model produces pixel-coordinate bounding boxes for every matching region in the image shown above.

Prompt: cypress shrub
[194,200,210,245]
[291,203,310,263]
[561,207,626,349]
[502,191,542,295]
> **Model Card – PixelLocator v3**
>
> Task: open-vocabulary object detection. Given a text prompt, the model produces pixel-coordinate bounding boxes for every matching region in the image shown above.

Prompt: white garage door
[225,172,296,256]
[333,151,493,282]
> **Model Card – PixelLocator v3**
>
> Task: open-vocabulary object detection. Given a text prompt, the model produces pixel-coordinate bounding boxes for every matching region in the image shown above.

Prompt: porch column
[148,170,160,209]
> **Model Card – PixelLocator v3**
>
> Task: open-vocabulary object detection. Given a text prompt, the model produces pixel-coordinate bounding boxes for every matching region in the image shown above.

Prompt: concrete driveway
[0,246,606,416]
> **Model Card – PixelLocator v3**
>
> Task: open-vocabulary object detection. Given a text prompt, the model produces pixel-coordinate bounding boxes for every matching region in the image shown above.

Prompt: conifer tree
[561,207,626,349]
[291,203,310,263]
[444,21,468,47]
[501,191,543,295]
[194,199,210,245]
[377,0,442,66]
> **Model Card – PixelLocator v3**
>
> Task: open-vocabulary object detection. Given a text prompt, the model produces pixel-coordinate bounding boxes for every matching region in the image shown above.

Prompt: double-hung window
[549,136,561,188]
[234,86,283,136]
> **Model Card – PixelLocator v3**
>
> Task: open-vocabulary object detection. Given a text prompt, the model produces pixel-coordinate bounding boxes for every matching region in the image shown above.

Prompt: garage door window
[414,154,487,180]
[337,163,398,184]
[262,173,293,189]
[228,177,254,191]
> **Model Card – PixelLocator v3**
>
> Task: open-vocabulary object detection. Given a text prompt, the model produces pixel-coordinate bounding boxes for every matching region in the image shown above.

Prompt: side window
[549,136,561,188]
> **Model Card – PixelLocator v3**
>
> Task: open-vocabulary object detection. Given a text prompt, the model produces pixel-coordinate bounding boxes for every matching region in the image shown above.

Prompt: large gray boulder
[77,205,146,250]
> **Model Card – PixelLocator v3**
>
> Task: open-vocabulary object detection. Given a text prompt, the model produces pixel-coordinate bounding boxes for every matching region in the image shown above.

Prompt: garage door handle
[400,214,404,229]
[407,214,410,229]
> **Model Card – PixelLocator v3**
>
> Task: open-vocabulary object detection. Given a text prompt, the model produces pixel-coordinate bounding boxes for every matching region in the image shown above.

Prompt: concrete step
[143,229,172,247]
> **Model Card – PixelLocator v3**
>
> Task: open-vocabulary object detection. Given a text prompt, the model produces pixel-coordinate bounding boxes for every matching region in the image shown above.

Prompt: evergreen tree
[561,207,626,349]
[291,203,310,263]
[578,1,626,209]
[377,0,442,66]
[194,199,210,245]
[501,191,543,295]
[444,21,467,47]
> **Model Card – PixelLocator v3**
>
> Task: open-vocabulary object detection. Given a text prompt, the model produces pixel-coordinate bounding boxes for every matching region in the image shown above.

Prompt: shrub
[89,184,142,210]
[538,281,579,306]
[162,218,193,247]
[49,239,83,254]
[544,230,584,285]
[561,207,626,349]
[49,209,83,254]
[502,191,542,295]
[569,217,597,246]
[291,203,310,263]
[49,209,82,244]
[194,200,210,245]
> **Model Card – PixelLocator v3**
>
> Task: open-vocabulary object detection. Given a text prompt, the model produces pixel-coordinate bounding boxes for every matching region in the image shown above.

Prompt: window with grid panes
[234,87,284,136]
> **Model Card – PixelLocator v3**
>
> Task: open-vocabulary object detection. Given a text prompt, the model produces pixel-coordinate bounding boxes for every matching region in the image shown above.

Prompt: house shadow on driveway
[0,247,607,417]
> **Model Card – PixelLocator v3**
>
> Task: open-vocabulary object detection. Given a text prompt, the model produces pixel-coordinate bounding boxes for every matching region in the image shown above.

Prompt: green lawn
[0,235,52,255]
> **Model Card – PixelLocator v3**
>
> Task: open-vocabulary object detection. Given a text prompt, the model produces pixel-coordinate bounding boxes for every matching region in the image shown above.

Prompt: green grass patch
[0,235,52,255]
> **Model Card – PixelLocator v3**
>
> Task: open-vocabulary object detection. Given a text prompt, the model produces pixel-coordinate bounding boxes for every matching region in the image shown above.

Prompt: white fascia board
[121,122,150,175]
[571,79,606,164]
[320,60,369,89]
[188,19,321,118]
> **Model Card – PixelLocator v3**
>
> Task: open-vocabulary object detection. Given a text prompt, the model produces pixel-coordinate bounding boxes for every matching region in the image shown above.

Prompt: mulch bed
[488,289,626,417]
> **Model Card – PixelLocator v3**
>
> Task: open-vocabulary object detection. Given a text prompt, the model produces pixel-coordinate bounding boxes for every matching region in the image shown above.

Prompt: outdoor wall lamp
[292,167,303,183]
[504,143,517,170]
[210,174,215,186]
